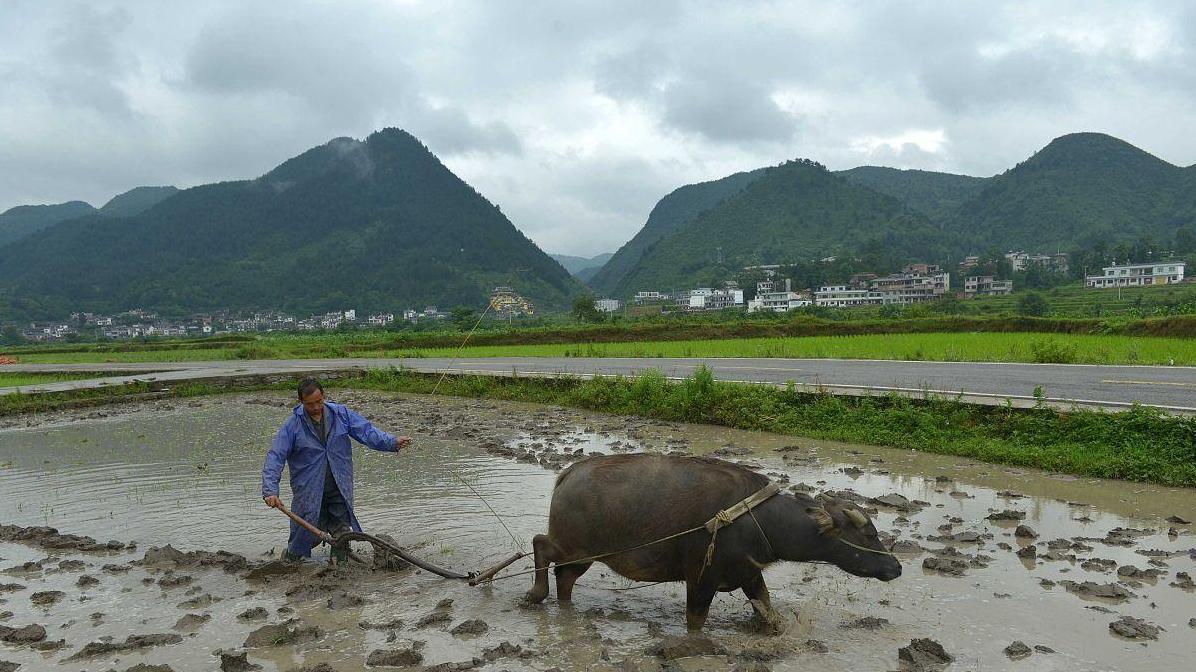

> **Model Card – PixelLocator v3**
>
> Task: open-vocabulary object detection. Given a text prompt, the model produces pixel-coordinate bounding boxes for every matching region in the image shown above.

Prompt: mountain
[948,132,1196,251]
[836,166,987,224]
[606,160,942,296]
[99,186,179,218]
[550,252,613,275]
[588,168,767,295]
[0,200,97,247]
[0,129,581,320]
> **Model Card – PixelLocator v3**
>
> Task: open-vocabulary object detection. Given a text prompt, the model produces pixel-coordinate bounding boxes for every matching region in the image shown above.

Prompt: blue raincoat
[261,401,398,557]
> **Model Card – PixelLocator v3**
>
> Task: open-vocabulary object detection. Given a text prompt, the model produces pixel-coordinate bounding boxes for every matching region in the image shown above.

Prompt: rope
[451,469,521,548]
[473,523,710,584]
[835,536,899,557]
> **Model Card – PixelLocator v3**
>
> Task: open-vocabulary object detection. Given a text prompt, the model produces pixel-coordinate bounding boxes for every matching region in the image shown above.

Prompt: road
[4,357,1196,413]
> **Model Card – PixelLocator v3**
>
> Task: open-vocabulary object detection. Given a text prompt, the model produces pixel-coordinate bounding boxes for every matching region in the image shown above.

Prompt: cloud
[3,1,1196,256]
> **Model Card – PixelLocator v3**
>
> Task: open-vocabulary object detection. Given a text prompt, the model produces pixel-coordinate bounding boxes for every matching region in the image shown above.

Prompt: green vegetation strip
[331,367,1196,489]
[2,366,1193,488]
[401,332,1196,365]
[0,372,108,387]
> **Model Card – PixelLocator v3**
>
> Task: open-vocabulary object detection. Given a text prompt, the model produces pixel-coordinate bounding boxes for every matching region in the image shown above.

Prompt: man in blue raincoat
[262,377,410,562]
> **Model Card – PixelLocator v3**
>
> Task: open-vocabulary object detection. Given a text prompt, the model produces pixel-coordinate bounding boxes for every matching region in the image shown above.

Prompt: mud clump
[1003,641,1031,659]
[0,623,46,644]
[217,649,262,672]
[1169,571,1195,590]
[67,633,183,659]
[237,607,269,621]
[985,510,1026,521]
[139,545,249,573]
[649,635,726,660]
[1014,524,1038,538]
[922,557,969,576]
[76,574,99,587]
[898,638,952,670]
[450,619,489,636]
[1108,616,1162,640]
[28,590,64,606]
[0,661,19,672]
[243,621,321,648]
[365,646,424,667]
[0,524,129,554]
[173,613,211,630]
[1061,581,1133,601]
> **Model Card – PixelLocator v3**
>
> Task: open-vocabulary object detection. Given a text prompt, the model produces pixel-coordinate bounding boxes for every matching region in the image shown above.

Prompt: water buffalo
[525,454,901,630]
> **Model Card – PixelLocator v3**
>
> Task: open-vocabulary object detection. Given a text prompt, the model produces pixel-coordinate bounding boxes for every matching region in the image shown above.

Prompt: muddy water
[0,391,1192,672]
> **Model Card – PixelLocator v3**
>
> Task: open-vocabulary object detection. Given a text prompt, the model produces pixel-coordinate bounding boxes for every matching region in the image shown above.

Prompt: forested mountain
[0,200,97,247]
[947,133,1196,251]
[550,252,613,275]
[836,166,987,224]
[99,186,179,218]
[607,160,942,296]
[593,132,1195,297]
[587,168,767,295]
[0,129,580,320]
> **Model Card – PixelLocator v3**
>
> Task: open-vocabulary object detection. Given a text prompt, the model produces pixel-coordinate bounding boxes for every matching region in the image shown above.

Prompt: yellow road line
[1101,379,1196,388]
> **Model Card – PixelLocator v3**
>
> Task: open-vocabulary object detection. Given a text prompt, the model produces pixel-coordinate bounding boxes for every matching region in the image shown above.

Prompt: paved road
[4,357,1196,413]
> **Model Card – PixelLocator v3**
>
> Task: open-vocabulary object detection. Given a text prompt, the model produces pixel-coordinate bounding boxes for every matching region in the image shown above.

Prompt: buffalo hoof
[748,600,784,636]
[523,588,548,605]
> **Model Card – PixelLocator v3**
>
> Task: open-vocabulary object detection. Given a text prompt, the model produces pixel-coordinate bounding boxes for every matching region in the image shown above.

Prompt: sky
[2,1,1195,256]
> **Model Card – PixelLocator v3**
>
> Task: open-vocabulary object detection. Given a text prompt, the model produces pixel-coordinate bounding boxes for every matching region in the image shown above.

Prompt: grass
[0,372,108,387]
[334,367,1196,488]
[2,365,1193,487]
[396,332,1196,365]
[8,329,1196,366]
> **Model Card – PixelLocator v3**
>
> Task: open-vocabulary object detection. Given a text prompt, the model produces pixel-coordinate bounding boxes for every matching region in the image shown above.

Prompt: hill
[608,160,943,295]
[0,200,97,248]
[99,186,179,218]
[0,129,581,320]
[836,166,987,224]
[588,168,767,295]
[948,132,1195,251]
[550,252,613,275]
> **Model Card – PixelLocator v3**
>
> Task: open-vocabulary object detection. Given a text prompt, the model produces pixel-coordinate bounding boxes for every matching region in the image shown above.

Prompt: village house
[963,275,1013,297]
[1085,261,1186,288]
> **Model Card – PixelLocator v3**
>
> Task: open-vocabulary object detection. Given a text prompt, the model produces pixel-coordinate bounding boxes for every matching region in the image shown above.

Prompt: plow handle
[273,502,334,544]
[469,552,528,586]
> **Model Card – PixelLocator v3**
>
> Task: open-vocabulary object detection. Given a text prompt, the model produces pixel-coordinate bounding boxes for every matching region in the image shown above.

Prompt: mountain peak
[1024,132,1177,173]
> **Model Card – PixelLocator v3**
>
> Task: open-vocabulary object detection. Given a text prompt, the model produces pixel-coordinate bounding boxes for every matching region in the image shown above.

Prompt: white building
[1086,261,1185,288]
[814,285,883,307]
[687,288,743,311]
[747,278,809,312]
[963,276,1013,297]
[595,298,622,313]
[633,291,668,304]
[367,313,394,326]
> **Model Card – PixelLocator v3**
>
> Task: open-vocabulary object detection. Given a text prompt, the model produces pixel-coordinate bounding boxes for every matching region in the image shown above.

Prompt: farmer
[262,377,411,562]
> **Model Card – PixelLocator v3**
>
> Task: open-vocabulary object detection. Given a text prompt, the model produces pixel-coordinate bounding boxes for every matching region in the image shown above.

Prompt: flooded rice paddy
[0,390,1193,672]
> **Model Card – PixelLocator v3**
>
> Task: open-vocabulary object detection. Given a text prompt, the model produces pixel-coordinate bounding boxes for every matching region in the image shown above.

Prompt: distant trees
[1017,292,1049,317]
[0,324,25,346]
[570,295,604,323]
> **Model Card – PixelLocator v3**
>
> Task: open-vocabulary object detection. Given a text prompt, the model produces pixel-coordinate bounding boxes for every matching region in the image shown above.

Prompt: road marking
[1101,379,1196,388]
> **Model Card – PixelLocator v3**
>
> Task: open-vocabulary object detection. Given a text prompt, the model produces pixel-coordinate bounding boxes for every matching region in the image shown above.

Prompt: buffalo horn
[845,508,868,529]
[806,507,835,534]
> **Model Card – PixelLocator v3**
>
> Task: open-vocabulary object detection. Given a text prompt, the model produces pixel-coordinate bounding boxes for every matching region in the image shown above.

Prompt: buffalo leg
[525,534,561,604]
[685,580,717,631]
[742,572,782,634]
[555,561,592,602]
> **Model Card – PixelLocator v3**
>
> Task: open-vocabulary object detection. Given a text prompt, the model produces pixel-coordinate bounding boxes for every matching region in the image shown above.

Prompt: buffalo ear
[845,508,869,529]
[805,507,836,534]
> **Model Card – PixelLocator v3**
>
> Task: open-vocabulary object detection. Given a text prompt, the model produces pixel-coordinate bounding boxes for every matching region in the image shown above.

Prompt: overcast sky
[2,1,1195,256]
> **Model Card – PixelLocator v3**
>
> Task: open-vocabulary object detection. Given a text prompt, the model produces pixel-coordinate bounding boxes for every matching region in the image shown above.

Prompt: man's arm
[344,407,405,452]
[262,422,294,506]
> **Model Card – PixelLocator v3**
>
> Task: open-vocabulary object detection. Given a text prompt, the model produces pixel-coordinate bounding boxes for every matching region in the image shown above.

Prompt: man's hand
[263,495,282,509]
[396,436,412,450]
